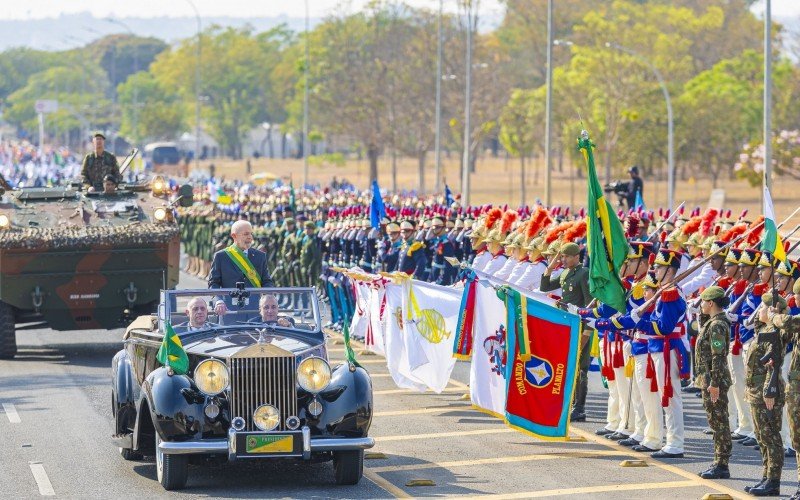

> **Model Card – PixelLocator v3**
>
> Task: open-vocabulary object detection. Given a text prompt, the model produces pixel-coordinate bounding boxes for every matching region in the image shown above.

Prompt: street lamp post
[543,0,553,208]
[434,0,443,194]
[606,41,674,210]
[303,0,310,188]
[186,0,202,173]
[763,0,772,197]
[460,2,476,207]
[106,18,138,149]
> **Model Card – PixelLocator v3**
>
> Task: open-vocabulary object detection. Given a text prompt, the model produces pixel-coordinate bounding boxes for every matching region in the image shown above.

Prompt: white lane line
[2,402,21,423]
[29,463,55,496]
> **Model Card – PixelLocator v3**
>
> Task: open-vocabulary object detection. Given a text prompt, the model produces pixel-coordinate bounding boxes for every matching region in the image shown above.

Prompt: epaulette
[660,287,680,303]
[788,296,797,308]
[733,280,747,296]
[752,283,768,296]
[408,241,424,254]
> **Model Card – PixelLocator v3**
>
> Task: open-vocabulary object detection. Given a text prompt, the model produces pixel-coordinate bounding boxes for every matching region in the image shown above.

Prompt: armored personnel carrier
[0,175,194,358]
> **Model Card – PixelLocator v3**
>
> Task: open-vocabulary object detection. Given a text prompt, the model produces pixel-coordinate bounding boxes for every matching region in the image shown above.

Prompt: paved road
[0,272,797,498]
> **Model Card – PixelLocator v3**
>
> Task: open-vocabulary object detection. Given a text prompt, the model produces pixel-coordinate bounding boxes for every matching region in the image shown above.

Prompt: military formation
[176,181,799,498]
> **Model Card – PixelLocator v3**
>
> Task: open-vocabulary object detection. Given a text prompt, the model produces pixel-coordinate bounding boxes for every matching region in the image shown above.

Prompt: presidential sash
[224,245,261,287]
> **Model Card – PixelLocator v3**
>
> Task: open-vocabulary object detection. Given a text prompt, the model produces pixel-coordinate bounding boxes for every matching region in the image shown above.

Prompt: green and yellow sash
[224,244,261,287]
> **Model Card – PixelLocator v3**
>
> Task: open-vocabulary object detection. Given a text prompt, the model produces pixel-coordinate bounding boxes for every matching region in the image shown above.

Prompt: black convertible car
[111,287,374,490]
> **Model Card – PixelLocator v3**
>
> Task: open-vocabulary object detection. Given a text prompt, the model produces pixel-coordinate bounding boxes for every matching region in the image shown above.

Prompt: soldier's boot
[744,477,767,493]
[699,463,730,479]
[570,380,587,422]
[749,478,779,497]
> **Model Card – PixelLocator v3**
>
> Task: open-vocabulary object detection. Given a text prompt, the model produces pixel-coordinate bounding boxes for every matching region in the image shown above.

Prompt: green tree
[118,72,185,142]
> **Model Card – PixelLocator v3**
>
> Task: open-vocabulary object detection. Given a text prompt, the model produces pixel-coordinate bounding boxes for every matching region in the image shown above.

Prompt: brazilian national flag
[578,131,629,313]
[156,322,189,375]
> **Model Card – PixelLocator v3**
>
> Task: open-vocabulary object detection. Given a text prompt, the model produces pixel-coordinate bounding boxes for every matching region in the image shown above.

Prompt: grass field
[197,154,797,227]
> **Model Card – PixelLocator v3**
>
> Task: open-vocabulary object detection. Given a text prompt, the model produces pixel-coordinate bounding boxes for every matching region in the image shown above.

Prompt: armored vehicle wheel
[333,449,364,485]
[155,433,188,490]
[0,301,16,359]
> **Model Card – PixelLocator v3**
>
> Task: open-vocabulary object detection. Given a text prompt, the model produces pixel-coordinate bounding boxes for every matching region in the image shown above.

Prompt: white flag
[366,284,386,356]
[383,284,427,391]
[469,279,508,417]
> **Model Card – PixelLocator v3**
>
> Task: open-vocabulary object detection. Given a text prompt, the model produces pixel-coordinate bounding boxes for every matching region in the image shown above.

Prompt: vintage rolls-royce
[111,287,374,490]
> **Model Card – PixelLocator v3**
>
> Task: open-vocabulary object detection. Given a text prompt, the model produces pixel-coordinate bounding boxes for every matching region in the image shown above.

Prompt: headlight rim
[153,207,168,222]
[0,214,10,229]
[296,356,332,394]
[193,358,230,396]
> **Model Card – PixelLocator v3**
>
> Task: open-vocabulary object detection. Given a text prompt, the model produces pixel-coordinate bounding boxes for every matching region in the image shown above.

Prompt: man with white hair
[209,219,274,315]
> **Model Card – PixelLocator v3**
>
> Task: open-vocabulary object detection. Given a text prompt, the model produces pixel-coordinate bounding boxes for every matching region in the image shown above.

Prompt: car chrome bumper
[157,426,375,458]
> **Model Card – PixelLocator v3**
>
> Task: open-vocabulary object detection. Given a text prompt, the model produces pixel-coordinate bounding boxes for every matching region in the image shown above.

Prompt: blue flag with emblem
[370,180,386,230]
[445,184,455,206]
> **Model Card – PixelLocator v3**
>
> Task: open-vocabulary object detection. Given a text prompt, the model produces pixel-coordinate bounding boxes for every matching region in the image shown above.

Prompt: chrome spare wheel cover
[155,433,164,481]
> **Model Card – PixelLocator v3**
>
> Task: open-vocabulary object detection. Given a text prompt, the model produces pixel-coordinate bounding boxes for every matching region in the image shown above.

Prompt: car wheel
[155,432,188,490]
[0,301,17,359]
[333,449,363,485]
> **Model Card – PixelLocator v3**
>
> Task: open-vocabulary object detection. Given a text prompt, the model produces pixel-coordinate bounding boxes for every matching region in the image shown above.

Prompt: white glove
[566,304,579,315]
[725,311,738,322]
[686,304,699,315]
[583,318,596,329]
[630,309,641,324]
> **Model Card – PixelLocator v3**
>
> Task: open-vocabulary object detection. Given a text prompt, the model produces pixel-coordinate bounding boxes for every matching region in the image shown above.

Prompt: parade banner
[366,282,387,356]
[503,287,581,440]
[383,284,428,392]
[469,279,509,418]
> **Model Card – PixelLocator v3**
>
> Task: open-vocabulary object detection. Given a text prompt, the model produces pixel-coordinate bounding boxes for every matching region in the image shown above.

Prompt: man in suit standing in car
[209,219,275,315]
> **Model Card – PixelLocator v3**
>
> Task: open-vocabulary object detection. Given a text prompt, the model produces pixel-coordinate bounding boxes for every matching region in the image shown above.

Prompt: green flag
[342,320,362,368]
[156,322,189,375]
[578,131,629,313]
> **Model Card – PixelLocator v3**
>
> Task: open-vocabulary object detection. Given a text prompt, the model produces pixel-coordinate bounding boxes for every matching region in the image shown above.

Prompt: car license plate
[245,434,294,454]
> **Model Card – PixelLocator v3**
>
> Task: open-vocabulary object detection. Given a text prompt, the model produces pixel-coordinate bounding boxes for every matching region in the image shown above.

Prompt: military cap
[103,174,118,185]
[627,241,654,260]
[757,251,778,268]
[431,215,445,225]
[699,286,725,301]
[762,291,787,311]
[284,217,296,226]
[776,259,800,280]
[542,240,561,256]
[304,221,316,230]
[738,248,761,266]
[561,242,581,256]
[793,279,800,295]
[92,131,106,139]
[653,248,682,269]
[708,240,729,258]
[725,247,741,265]
[525,236,545,253]
[641,271,659,289]
[665,227,688,246]
[400,220,415,230]
[482,228,505,244]
[386,222,401,233]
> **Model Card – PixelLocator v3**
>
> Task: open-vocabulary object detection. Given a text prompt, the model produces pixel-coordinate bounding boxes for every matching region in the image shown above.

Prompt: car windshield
[159,288,321,335]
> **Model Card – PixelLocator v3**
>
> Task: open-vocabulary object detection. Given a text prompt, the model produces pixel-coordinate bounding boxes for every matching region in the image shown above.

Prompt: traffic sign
[34,99,58,114]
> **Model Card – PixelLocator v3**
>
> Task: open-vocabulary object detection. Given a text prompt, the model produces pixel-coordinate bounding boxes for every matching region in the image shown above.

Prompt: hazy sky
[4,0,797,20]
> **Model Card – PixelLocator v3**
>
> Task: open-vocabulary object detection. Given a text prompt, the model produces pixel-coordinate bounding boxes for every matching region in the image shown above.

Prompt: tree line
[0,0,798,187]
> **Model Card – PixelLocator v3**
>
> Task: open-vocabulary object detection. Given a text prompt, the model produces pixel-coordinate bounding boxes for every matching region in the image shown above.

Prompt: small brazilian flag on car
[156,322,189,375]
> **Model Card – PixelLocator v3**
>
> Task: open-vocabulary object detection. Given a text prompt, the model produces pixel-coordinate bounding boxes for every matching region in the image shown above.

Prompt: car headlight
[296,357,331,393]
[154,207,167,222]
[0,214,9,229]
[194,359,230,396]
[152,176,166,195]
[253,404,280,431]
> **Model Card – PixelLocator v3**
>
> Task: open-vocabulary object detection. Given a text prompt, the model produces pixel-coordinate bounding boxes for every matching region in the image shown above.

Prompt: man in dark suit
[209,219,275,315]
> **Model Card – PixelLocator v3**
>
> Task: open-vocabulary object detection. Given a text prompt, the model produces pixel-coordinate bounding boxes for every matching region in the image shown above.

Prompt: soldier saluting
[81,132,120,192]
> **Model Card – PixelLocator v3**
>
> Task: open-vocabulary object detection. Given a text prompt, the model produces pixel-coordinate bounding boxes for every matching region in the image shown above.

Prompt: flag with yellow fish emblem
[156,322,189,375]
[578,130,629,313]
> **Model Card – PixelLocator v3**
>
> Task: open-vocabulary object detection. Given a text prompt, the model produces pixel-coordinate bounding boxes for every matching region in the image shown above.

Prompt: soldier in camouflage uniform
[743,291,787,497]
[769,279,800,500]
[695,285,733,479]
[81,132,120,191]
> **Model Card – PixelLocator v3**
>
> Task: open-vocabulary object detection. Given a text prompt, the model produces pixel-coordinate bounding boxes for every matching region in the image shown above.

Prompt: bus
[143,142,187,177]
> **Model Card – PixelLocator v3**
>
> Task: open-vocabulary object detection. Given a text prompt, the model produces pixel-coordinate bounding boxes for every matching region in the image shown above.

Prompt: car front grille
[228,356,297,431]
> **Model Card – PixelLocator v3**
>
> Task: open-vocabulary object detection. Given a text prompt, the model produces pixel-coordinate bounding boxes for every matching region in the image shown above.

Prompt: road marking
[463,479,699,499]
[368,449,633,473]
[376,428,515,442]
[569,427,750,500]
[373,386,465,395]
[2,402,21,423]
[28,463,55,496]
[374,405,472,417]
[364,469,410,499]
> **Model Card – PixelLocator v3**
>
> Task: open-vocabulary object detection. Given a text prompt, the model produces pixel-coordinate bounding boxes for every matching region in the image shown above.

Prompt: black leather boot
[744,477,766,493]
[749,479,780,497]
[699,463,730,479]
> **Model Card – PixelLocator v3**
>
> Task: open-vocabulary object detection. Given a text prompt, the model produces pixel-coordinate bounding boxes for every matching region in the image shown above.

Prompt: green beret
[92,131,105,139]
[699,286,725,301]
[794,280,800,295]
[284,217,296,225]
[762,292,787,311]
[561,242,581,256]
[304,221,316,230]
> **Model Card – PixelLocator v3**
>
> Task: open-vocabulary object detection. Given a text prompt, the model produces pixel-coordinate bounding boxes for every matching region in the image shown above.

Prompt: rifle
[758,338,781,419]
[644,201,685,244]
[118,148,139,177]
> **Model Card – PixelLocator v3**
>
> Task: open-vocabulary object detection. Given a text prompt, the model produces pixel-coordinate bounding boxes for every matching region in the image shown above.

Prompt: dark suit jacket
[208,246,275,289]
